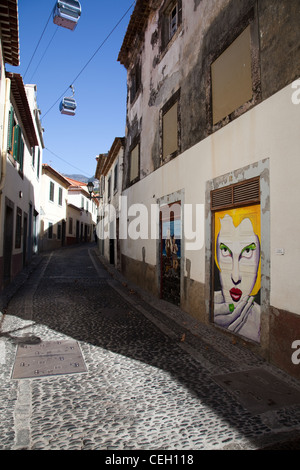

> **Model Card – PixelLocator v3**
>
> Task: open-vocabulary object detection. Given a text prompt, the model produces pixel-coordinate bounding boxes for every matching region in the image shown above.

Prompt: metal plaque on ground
[12,339,87,379]
[212,368,300,415]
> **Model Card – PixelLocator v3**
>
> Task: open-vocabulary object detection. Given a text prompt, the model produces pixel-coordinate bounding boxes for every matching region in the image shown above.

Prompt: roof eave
[118,0,152,68]
[7,72,39,147]
[0,0,20,66]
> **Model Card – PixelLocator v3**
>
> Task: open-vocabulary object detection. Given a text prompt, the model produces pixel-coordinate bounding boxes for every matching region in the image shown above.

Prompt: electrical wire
[45,147,93,177]
[41,1,136,120]
[29,26,59,83]
[23,6,54,81]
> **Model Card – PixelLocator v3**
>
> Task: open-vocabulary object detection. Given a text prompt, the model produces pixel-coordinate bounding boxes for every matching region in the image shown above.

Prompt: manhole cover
[12,340,87,379]
[212,368,300,415]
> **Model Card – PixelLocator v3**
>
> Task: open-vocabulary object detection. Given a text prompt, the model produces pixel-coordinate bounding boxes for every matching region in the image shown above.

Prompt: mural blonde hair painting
[214,204,261,297]
[213,204,261,342]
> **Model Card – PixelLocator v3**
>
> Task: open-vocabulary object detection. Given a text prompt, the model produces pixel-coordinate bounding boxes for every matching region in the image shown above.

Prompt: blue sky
[9,0,135,178]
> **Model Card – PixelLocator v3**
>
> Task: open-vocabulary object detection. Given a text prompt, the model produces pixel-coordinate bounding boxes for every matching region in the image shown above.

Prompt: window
[37,148,40,179]
[48,222,53,239]
[7,108,25,174]
[49,181,55,202]
[130,143,139,183]
[161,90,180,161]
[114,162,118,193]
[7,107,16,154]
[107,175,111,201]
[15,207,22,249]
[211,25,253,125]
[69,217,73,235]
[57,224,61,240]
[58,187,63,206]
[161,0,182,51]
[169,4,178,39]
[100,176,105,197]
[81,196,84,209]
[130,62,141,103]
[32,147,35,167]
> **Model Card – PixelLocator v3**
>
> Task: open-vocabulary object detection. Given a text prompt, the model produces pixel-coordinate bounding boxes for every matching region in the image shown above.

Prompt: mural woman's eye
[220,243,232,257]
[240,242,256,259]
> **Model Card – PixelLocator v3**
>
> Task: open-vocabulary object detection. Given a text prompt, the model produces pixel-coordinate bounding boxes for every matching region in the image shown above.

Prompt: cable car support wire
[41,1,136,120]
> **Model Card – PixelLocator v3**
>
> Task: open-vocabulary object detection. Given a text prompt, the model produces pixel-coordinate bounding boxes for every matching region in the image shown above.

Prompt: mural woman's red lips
[230,288,242,302]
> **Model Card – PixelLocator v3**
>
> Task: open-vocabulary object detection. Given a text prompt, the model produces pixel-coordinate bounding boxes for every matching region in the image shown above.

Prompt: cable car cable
[70,0,136,87]
[45,147,92,177]
[23,6,54,80]
[41,0,136,120]
[28,26,59,83]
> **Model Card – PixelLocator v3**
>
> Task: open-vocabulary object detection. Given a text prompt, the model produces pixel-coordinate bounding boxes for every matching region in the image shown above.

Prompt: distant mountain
[63,174,99,191]
[63,174,97,183]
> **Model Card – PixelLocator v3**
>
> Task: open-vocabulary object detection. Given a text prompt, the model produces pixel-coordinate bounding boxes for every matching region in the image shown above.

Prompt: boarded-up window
[163,101,178,159]
[211,25,253,125]
[130,143,139,182]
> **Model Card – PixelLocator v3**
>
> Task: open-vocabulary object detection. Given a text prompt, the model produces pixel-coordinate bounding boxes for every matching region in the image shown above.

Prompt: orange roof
[65,176,87,187]
[42,164,71,187]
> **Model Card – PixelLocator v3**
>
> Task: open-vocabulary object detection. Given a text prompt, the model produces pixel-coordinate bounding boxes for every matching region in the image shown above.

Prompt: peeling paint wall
[122,0,300,190]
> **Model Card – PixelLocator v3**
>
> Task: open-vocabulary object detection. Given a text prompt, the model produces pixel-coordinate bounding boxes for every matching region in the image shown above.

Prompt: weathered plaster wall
[123,0,300,187]
[122,81,300,317]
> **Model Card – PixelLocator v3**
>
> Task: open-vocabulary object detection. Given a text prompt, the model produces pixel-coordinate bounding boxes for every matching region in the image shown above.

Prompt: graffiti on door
[213,204,261,342]
[160,202,181,306]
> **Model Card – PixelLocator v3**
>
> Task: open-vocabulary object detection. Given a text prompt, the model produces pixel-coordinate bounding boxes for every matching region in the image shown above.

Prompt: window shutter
[178,0,182,25]
[7,107,14,151]
[233,178,260,205]
[37,148,40,178]
[211,177,260,210]
[19,138,24,172]
[12,124,20,161]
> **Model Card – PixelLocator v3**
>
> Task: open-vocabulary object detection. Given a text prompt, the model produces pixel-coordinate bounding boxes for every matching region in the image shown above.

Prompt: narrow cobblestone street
[0,243,300,454]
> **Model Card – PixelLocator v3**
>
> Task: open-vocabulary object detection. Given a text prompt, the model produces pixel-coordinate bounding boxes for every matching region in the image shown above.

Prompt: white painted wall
[40,171,68,237]
[0,79,43,261]
[67,187,98,226]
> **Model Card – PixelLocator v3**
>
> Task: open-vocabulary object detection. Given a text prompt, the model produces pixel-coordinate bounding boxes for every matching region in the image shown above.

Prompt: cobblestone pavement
[0,243,300,452]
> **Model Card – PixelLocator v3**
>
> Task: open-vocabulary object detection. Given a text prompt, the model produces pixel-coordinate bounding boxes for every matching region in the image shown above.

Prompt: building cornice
[42,164,71,188]
[118,0,154,68]
[7,72,39,147]
[95,137,125,178]
[0,0,19,66]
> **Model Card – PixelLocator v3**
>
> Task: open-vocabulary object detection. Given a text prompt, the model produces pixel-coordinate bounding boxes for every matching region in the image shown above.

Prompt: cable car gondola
[53,1,81,31]
[59,86,77,116]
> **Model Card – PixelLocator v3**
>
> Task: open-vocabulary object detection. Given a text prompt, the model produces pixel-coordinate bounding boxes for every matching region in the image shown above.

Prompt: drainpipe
[0,77,11,193]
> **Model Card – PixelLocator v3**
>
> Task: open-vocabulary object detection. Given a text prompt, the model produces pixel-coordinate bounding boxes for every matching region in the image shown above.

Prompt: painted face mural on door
[213,205,261,343]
